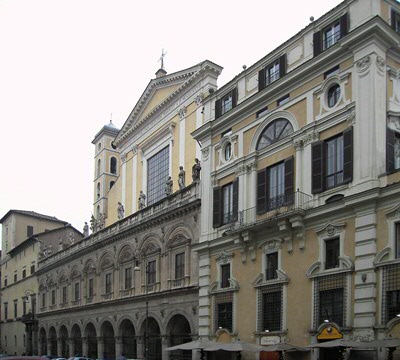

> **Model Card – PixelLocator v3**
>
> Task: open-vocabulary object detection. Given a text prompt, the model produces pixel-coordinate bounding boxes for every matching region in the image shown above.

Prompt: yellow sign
[317,326,343,340]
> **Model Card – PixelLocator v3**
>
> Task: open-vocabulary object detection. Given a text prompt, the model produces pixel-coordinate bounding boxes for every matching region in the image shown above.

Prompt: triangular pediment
[114,60,222,147]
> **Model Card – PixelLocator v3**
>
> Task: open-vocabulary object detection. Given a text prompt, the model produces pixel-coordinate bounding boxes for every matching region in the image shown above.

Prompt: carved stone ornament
[201,146,210,161]
[315,222,346,238]
[388,116,400,132]
[195,93,204,106]
[132,144,138,155]
[235,165,246,176]
[215,250,233,265]
[376,56,386,72]
[211,176,218,187]
[121,152,127,163]
[179,107,187,120]
[356,55,371,73]
[346,110,356,126]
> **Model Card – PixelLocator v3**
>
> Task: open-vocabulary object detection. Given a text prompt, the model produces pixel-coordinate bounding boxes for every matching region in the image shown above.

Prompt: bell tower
[92,120,120,219]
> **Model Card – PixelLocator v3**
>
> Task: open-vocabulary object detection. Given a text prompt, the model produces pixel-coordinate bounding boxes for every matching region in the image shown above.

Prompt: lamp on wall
[134,249,149,360]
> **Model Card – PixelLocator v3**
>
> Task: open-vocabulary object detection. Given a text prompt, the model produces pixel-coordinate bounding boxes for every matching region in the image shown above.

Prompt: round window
[327,84,341,108]
[224,142,232,161]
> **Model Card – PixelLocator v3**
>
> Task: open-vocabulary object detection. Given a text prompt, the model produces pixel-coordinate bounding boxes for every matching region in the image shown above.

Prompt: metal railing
[229,190,312,230]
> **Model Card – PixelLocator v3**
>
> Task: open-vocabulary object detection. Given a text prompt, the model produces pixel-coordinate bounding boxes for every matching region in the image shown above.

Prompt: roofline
[0,210,69,224]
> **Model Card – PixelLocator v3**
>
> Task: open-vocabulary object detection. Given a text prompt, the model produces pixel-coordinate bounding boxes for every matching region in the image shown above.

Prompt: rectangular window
[391,9,400,33]
[74,283,80,301]
[325,135,344,189]
[4,278,7,287]
[125,268,132,289]
[22,269,26,279]
[382,264,400,324]
[312,128,353,194]
[14,274,17,283]
[105,273,112,294]
[396,224,400,259]
[215,89,237,118]
[260,287,282,331]
[266,252,278,280]
[257,157,294,214]
[14,300,17,318]
[323,21,341,50]
[313,14,348,56]
[220,263,230,288]
[31,265,35,275]
[51,290,56,305]
[147,146,169,205]
[213,179,239,228]
[62,286,67,303]
[27,226,34,237]
[4,303,8,320]
[258,54,287,91]
[324,65,340,79]
[42,293,46,308]
[222,183,234,225]
[23,299,27,316]
[387,290,400,323]
[277,94,290,107]
[319,288,344,325]
[217,302,233,331]
[88,279,94,297]
[175,253,185,280]
[325,238,340,269]
[147,260,156,285]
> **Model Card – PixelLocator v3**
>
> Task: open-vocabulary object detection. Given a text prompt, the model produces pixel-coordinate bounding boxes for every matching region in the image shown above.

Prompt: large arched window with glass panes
[256,118,294,150]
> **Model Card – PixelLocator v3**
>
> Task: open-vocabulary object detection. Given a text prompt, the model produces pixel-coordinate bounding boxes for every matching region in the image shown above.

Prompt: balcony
[227,190,312,232]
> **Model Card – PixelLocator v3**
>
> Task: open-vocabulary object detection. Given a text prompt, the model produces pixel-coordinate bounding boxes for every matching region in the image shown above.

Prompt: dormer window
[215,89,237,119]
[313,14,348,56]
[258,55,287,91]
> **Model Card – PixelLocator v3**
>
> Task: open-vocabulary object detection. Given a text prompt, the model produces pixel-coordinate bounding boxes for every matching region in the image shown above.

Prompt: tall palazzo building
[193,0,400,359]
[35,62,222,360]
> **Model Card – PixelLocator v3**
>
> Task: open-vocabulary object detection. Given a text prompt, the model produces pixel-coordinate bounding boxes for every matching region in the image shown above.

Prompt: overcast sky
[0,0,342,244]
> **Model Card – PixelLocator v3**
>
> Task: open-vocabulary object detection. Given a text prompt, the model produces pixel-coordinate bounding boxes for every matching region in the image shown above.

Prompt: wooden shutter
[215,99,222,119]
[213,187,222,228]
[258,68,266,91]
[279,54,287,78]
[284,157,294,205]
[313,31,322,57]
[312,141,324,194]
[391,9,396,29]
[343,126,353,184]
[340,13,348,37]
[387,127,396,173]
[233,178,239,221]
[257,169,267,214]
[231,88,237,108]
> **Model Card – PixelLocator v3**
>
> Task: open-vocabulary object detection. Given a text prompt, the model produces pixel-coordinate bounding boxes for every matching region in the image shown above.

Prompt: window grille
[313,273,346,328]
[213,292,233,332]
[147,146,169,205]
[382,264,400,324]
[258,284,282,332]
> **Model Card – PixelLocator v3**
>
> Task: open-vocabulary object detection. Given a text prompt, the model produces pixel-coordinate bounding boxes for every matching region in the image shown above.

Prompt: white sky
[0,0,343,243]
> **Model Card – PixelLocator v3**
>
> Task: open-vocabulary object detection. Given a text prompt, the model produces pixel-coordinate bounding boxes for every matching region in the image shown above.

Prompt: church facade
[35,61,222,360]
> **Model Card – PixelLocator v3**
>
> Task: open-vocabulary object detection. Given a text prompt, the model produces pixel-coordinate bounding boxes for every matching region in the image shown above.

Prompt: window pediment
[215,250,234,265]
[252,270,289,287]
[209,277,239,294]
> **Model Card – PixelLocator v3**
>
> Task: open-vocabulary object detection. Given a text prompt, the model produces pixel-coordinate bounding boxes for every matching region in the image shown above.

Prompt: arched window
[97,183,101,199]
[97,205,100,218]
[256,118,294,150]
[97,159,101,177]
[110,157,117,175]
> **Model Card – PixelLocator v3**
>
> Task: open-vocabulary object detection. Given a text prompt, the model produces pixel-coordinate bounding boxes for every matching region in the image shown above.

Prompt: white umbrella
[262,343,310,352]
[204,340,265,352]
[166,339,218,351]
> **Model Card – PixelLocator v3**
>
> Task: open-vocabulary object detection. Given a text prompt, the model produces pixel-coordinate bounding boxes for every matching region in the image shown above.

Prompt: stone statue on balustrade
[192,158,201,183]
[139,191,146,209]
[165,176,173,196]
[117,202,125,220]
[178,166,185,189]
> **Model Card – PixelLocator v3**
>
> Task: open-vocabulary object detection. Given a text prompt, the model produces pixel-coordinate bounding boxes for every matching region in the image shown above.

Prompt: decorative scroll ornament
[346,110,356,126]
[201,146,210,161]
[121,152,127,163]
[195,93,204,106]
[179,107,187,120]
[132,144,138,155]
[356,55,371,73]
[376,56,386,72]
